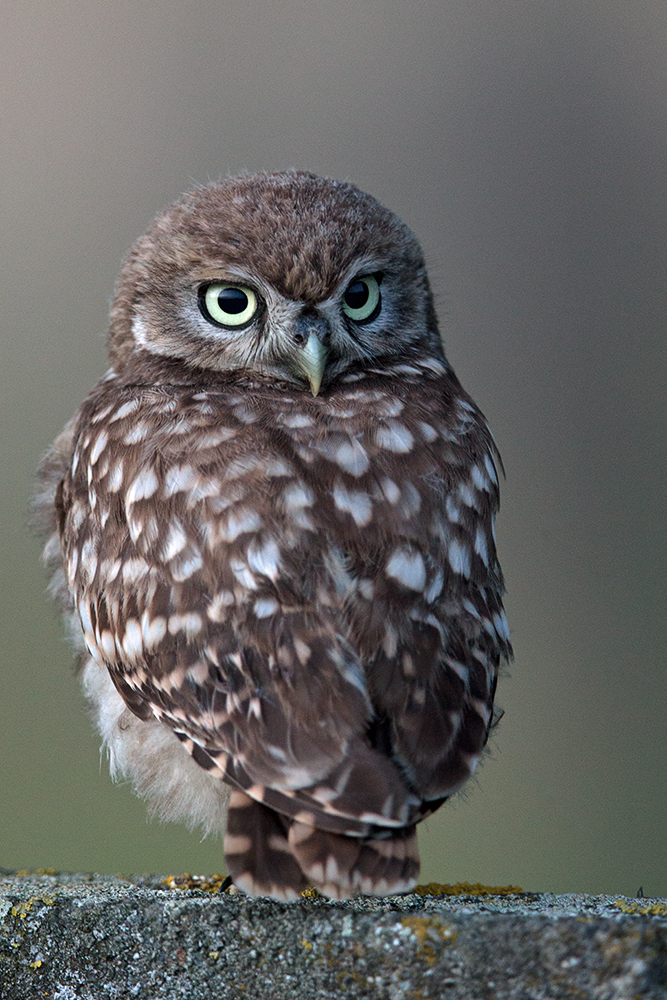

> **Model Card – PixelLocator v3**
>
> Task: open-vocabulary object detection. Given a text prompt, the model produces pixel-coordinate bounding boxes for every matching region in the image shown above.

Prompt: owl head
[108,171,443,394]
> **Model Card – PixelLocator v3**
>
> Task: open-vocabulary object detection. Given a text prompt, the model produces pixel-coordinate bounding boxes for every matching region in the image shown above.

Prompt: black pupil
[344,280,369,310]
[219,287,248,314]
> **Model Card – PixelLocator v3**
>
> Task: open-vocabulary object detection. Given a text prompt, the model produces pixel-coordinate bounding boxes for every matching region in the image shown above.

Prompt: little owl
[36,171,511,900]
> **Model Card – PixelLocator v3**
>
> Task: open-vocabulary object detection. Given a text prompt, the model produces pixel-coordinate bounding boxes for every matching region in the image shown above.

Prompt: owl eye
[342,274,381,323]
[199,282,259,328]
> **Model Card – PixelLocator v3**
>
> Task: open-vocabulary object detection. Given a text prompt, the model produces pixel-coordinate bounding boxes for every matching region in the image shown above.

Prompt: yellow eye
[342,274,381,323]
[199,282,259,328]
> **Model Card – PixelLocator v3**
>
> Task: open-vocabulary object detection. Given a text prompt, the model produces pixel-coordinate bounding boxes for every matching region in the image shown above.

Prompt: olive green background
[2,2,666,897]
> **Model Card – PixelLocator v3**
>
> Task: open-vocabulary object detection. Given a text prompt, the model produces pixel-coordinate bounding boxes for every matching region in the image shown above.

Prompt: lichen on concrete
[1,872,666,998]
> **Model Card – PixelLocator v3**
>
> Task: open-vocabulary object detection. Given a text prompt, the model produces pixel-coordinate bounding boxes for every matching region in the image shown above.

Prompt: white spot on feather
[474,527,489,565]
[380,478,400,504]
[207,591,235,621]
[336,439,370,476]
[484,453,499,486]
[386,363,421,376]
[333,482,372,527]
[230,558,258,590]
[315,437,369,476]
[463,599,481,619]
[100,630,117,659]
[418,421,438,442]
[168,613,202,638]
[254,597,278,618]
[279,412,313,429]
[448,538,471,578]
[445,658,469,682]
[122,619,143,659]
[293,637,311,665]
[70,501,86,531]
[386,548,426,591]
[67,547,79,585]
[91,403,115,425]
[446,496,460,523]
[162,521,188,561]
[224,455,267,480]
[186,660,210,685]
[89,431,108,466]
[221,508,262,542]
[471,464,489,491]
[246,538,281,580]
[376,397,404,417]
[375,421,414,453]
[283,482,314,509]
[110,399,140,422]
[171,550,204,582]
[382,625,398,660]
[122,558,150,584]
[195,427,236,448]
[80,538,98,583]
[127,467,159,503]
[107,461,124,492]
[458,483,478,509]
[493,610,511,641]
[123,422,150,445]
[78,601,93,635]
[100,558,121,583]
[398,482,421,517]
[424,569,444,603]
[232,403,257,423]
[263,458,293,477]
[164,465,197,497]
[141,614,167,648]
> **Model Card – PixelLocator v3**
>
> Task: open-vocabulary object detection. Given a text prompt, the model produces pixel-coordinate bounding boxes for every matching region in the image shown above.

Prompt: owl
[36,171,511,901]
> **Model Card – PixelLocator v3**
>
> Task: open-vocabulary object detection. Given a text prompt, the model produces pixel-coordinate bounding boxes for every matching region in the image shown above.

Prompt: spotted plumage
[36,171,511,900]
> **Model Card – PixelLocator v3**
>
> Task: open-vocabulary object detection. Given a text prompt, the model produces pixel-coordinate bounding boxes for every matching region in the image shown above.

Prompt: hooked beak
[291,313,330,396]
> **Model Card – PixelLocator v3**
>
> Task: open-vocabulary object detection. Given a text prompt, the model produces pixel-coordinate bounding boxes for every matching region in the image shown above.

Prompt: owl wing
[59,382,423,897]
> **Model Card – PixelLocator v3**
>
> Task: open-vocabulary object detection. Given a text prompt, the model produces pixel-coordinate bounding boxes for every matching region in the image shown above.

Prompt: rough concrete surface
[1,872,666,999]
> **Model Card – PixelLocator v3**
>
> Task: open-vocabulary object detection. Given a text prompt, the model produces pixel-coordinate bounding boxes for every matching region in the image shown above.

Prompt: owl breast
[63,363,508,825]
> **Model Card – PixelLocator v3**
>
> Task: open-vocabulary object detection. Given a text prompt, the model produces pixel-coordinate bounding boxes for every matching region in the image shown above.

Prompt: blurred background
[2,1,665,898]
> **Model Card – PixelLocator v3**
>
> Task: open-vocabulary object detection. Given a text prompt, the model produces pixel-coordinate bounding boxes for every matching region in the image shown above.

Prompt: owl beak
[291,314,330,396]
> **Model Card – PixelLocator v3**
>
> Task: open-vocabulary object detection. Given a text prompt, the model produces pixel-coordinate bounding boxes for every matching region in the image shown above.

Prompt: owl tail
[224,790,419,901]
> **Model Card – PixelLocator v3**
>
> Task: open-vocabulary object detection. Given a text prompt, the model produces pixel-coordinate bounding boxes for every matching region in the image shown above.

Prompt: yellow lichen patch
[401,915,457,964]
[162,873,231,894]
[29,960,43,970]
[10,896,55,919]
[301,939,314,950]
[10,868,56,877]
[301,887,322,899]
[413,881,523,897]
[614,900,667,916]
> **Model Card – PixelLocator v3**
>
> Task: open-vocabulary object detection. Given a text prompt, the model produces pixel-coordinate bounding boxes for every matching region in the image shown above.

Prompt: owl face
[110,171,441,394]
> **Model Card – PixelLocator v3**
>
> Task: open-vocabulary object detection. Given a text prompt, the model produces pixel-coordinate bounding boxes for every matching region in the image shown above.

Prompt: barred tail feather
[224,790,309,901]
[224,790,419,900]
[288,821,420,900]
